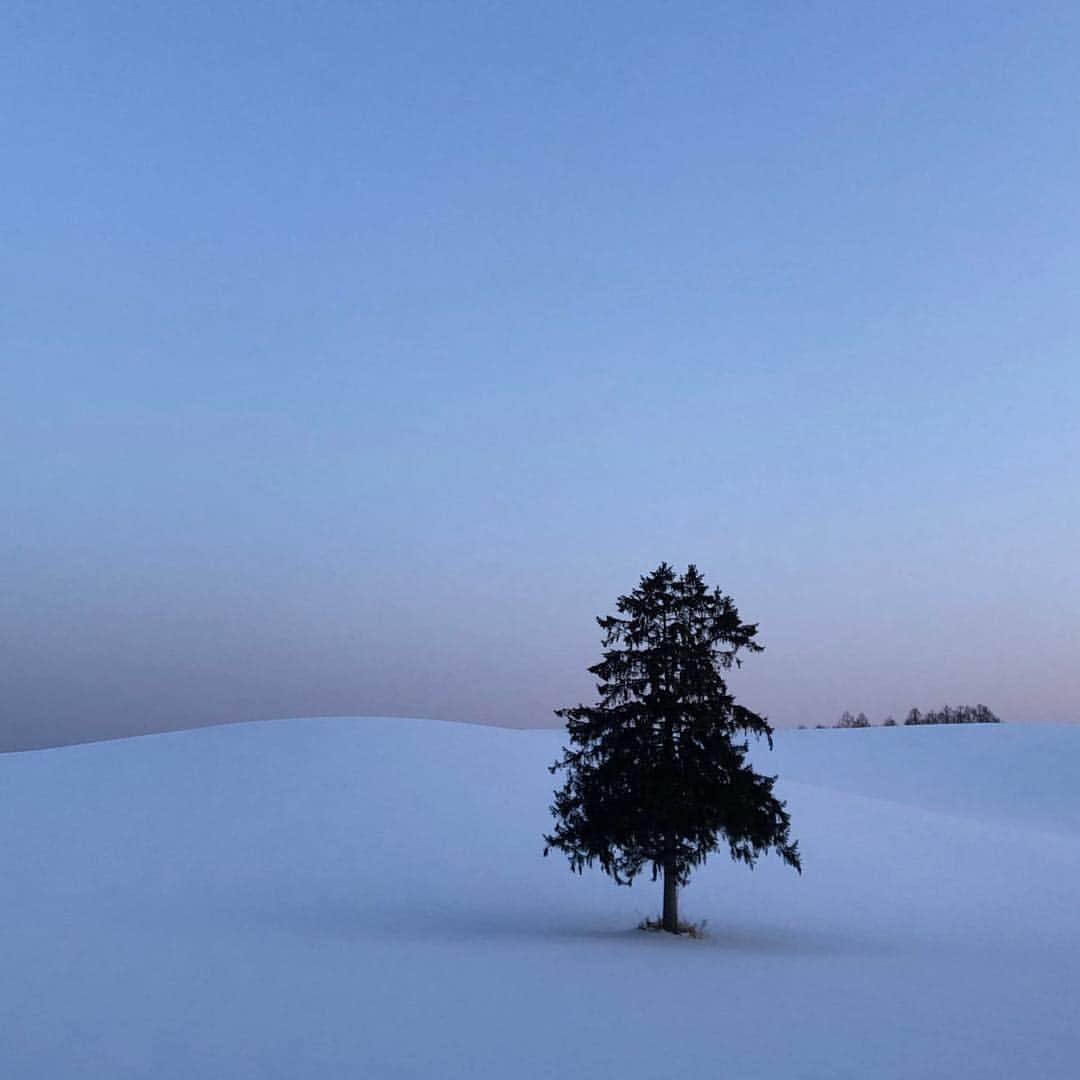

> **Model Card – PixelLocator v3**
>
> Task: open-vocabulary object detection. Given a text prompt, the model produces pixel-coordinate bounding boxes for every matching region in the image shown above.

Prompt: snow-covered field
[3,718,1078,1079]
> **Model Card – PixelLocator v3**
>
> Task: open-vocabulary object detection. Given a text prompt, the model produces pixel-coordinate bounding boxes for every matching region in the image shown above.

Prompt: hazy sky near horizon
[4,2,1079,747]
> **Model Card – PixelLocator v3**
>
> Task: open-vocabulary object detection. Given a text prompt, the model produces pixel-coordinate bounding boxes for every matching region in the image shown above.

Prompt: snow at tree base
[3,718,1078,1079]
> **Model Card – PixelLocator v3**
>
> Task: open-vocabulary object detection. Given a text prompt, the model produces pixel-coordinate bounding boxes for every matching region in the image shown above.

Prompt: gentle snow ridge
[3,717,1077,1079]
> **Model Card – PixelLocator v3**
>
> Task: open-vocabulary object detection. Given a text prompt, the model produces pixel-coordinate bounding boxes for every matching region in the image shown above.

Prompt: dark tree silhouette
[836,711,870,729]
[544,563,801,933]
[904,704,1000,725]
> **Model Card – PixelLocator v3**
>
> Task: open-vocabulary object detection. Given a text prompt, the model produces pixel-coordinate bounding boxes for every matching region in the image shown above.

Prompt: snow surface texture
[3,718,1078,1079]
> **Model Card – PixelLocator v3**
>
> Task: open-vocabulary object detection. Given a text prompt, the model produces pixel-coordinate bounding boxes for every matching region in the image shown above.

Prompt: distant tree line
[902,704,1000,726]
[798,704,1001,730]
[836,711,871,729]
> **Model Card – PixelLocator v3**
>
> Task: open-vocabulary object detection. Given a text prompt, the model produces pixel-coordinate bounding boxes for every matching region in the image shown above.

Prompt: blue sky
[4,2,1079,743]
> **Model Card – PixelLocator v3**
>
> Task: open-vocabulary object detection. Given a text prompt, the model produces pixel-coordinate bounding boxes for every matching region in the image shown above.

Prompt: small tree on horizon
[836,711,870,729]
[544,563,801,934]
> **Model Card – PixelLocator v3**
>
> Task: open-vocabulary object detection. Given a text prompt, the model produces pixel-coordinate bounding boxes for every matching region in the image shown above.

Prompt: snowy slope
[2,718,1078,1079]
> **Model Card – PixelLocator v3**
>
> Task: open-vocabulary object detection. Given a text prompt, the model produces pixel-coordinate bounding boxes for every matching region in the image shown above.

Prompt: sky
[3,1,1079,748]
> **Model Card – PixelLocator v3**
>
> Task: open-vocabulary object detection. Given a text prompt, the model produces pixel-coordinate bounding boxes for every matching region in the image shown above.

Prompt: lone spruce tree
[545,563,801,933]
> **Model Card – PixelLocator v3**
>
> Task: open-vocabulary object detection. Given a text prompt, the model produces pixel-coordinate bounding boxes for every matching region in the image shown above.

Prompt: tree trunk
[662,862,679,933]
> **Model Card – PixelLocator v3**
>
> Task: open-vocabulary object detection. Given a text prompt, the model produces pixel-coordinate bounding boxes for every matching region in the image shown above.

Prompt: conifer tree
[544,563,801,933]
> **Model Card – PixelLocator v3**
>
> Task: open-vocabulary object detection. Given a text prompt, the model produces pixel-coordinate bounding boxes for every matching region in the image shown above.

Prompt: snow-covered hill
[3,718,1078,1079]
